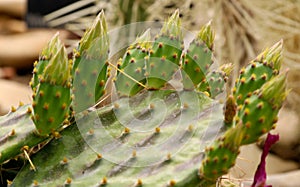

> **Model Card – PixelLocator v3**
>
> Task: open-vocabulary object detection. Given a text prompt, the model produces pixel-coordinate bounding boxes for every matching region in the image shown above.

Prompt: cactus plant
[0,10,288,187]
[233,41,282,106]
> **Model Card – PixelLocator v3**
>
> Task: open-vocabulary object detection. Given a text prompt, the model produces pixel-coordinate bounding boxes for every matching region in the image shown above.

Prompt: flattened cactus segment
[237,74,287,145]
[181,22,214,90]
[12,90,223,187]
[72,11,109,112]
[233,41,282,105]
[30,33,62,90]
[114,29,151,97]
[146,10,184,89]
[0,104,49,164]
[32,37,72,136]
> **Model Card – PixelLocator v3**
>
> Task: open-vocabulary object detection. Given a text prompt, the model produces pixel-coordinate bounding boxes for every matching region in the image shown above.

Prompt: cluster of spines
[31,34,72,136]
[114,29,151,97]
[72,11,109,112]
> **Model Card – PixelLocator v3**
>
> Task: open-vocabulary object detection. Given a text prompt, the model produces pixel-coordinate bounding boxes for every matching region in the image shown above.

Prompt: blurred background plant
[0,0,299,186]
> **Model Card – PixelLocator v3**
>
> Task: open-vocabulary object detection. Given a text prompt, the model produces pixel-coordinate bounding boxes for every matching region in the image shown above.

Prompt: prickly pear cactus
[0,9,288,187]
[181,22,214,90]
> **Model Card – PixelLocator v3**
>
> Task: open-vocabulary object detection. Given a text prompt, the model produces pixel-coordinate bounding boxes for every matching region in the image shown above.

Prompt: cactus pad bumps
[31,35,72,136]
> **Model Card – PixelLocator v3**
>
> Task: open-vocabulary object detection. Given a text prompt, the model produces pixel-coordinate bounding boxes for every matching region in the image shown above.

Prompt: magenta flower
[251,133,279,187]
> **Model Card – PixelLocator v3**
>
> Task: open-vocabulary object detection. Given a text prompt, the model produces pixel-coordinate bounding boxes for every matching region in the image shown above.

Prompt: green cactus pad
[12,90,224,187]
[234,41,282,105]
[233,62,273,105]
[32,39,72,136]
[238,74,287,145]
[199,140,239,183]
[197,70,226,98]
[114,29,151,97]
[146,10,183,90]
[0,104,49,164]
[72,11,109,112]
[30,33,62,90]
[181,22,214,90]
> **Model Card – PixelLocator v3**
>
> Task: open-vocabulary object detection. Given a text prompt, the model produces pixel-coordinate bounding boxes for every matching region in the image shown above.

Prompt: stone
[0,79,32,115]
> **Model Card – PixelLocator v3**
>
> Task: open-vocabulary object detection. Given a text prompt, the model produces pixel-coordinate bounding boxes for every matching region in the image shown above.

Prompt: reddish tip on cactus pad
[251,133,279,187]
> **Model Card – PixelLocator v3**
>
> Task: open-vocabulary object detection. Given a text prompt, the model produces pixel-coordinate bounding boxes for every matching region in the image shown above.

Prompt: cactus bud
[161,9,182,40]
[197,21,215,50]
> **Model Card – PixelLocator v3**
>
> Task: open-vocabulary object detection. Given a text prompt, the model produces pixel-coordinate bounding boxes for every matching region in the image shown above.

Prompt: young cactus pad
[30,33,62,90]
[32,35,72,136]
[145,10,184,89]
[72,11,109,112]
[114,29,151,97]
[233,41,282,106]
[181,21,214,90]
